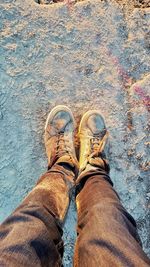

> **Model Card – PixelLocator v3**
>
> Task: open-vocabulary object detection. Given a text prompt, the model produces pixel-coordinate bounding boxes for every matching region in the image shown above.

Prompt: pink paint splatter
[134,85,150,108]
[107,49,149,108]
[65,0,74,11]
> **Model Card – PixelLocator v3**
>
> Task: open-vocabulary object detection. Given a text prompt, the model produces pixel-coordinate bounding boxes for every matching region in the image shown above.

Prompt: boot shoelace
[89,132,108,158]
[55,132,72,159]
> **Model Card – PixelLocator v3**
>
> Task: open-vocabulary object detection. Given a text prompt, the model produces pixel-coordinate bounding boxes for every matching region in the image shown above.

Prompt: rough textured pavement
[0,0,150,265]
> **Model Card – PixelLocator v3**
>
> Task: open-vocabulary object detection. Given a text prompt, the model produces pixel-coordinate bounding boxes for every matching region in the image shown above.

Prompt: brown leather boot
[78,110,109,172]
[45,105,78,170]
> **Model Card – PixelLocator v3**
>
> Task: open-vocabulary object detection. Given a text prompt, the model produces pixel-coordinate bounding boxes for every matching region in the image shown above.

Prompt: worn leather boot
[78,110,109,173]
[45,105,78,170]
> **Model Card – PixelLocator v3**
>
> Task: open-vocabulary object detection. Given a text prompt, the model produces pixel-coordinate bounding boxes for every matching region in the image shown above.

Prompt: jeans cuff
[75,158,112,196]
[48,155,79,178]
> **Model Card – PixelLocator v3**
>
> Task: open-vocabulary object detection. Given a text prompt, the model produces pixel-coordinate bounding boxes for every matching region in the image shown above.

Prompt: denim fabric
[74,167,150,267]
[0,164,75,267]
[0,162,149,267]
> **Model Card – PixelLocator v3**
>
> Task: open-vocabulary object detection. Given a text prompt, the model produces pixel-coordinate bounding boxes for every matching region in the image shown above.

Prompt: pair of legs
[0,106,149,267]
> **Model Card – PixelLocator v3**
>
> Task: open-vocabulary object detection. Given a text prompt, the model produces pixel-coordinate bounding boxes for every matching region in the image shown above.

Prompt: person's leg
[74,111,150,267]
[0,105,78,267]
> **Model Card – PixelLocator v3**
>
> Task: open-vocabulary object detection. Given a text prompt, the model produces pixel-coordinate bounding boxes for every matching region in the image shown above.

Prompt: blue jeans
[0,160,149,266]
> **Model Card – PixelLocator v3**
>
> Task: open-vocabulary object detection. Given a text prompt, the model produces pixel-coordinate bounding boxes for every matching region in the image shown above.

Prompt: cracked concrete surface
[0,0,150,265]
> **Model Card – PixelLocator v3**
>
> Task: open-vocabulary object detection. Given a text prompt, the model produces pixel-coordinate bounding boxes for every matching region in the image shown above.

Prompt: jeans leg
[0,163,75,267]
[74,164,150,267]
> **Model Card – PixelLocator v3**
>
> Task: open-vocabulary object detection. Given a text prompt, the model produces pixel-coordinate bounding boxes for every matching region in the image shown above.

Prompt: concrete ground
[0,0,150,265]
